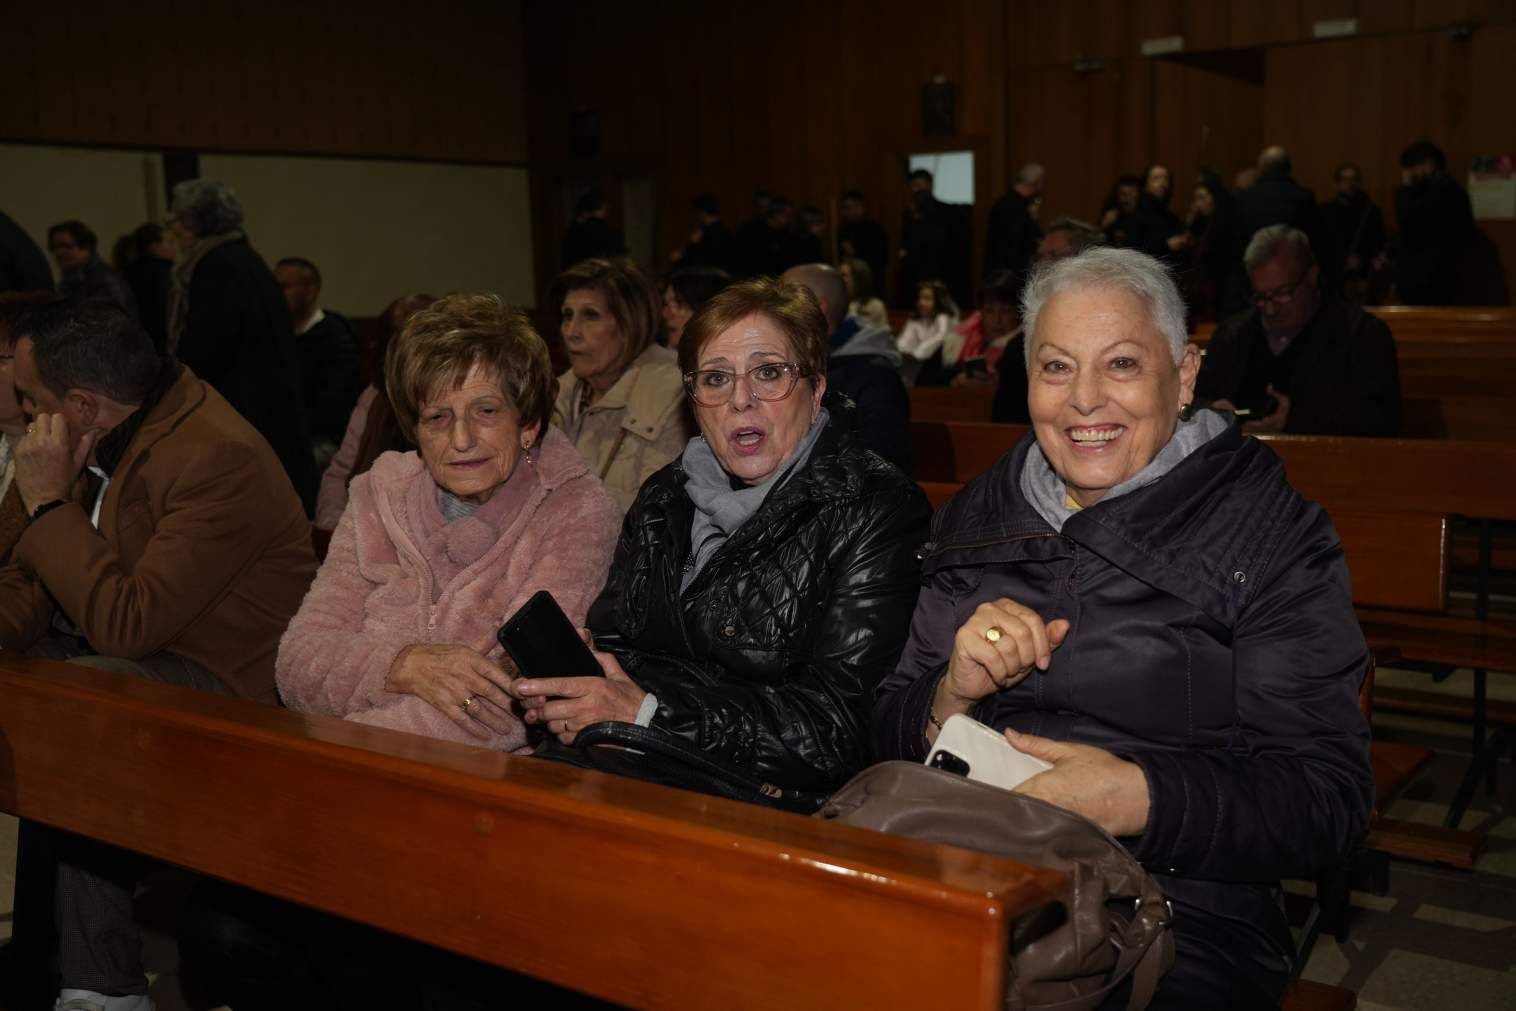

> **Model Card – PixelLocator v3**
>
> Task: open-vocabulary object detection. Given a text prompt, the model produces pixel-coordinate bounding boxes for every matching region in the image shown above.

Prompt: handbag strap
[573,721,770,792]
[1029,902,1174,1011]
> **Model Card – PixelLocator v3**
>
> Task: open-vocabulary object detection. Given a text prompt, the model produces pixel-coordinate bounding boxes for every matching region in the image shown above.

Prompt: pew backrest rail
[0,658,1062,1011]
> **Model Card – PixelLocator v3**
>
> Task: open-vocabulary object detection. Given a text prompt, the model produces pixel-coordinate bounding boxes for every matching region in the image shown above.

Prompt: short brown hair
[549,258,660,373]
[677,278,829,383]
[385,294,556,443]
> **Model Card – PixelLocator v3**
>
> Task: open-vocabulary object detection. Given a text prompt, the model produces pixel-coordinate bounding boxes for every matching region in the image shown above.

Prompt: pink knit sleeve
[275,482,410,715]
[315,386,378,532]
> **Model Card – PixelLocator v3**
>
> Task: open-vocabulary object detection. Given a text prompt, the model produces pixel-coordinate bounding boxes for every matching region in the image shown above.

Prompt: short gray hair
[1043,216,1105,256]
[1243,224,1315,273]
[171,179,245,237]
[1021,247,1187,367]
[1017,162,1045,186]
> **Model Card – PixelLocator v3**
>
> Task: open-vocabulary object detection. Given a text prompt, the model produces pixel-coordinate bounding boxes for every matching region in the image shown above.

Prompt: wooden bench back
[1333,511,1449,613]
[910,421,1516,524]
[0,658,1061,1011]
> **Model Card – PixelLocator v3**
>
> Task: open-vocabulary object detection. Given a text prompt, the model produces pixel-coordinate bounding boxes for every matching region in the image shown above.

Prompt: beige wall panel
[199,155,534,316]
[0,144,162,285]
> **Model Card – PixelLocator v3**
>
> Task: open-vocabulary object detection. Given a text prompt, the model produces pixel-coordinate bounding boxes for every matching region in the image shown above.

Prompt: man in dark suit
[1196,225,1401,437]
[984,163,1044,277]
[275,257,362,469]
[1222,146,1323,315]
[1392,140,1475,306]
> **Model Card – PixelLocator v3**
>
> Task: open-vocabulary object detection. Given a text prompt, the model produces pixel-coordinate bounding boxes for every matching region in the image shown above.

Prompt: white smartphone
[925,714,1053,791]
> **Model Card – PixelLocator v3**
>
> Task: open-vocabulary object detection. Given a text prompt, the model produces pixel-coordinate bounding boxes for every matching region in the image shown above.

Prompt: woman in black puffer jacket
[876,248,1372,1010]
[514,278,930,795]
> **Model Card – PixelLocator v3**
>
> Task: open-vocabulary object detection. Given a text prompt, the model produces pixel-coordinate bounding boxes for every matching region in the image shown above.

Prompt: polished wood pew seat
[0,657,1063,1011]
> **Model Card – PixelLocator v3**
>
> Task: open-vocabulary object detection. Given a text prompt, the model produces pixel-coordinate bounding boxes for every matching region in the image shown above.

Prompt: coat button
[723,625,736,638]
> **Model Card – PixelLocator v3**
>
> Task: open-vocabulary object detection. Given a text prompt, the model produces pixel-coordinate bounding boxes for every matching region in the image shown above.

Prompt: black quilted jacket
[586,405,931,793]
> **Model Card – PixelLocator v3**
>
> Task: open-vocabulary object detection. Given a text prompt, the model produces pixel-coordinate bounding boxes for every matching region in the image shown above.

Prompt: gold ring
[984,626,1003,644]
[461,696,476,712]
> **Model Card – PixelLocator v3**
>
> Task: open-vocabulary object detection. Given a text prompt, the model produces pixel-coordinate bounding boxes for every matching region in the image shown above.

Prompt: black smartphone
[963,356,988,378]
[496,590,604,679]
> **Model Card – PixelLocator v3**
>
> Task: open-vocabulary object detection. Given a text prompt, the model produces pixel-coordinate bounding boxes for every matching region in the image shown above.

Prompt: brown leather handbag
[818,762,1175,1011]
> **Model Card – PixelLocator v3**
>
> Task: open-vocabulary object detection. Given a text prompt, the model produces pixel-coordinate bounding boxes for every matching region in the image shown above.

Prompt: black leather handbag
[531,721,830,815]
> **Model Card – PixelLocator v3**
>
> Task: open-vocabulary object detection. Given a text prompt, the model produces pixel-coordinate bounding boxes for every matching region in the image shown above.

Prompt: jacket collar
[93,360,193,479]
[926,419,1298,626]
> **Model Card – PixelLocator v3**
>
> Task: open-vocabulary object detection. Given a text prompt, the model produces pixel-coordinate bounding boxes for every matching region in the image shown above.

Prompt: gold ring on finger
[461,695,476,712]
[984,626,1003,644]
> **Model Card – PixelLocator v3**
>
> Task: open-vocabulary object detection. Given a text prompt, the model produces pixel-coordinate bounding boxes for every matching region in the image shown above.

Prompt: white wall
[200,154,535,315]
[0,144,163,283]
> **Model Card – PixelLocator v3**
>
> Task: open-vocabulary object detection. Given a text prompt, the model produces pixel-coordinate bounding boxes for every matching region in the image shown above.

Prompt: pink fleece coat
[276,426,620,750]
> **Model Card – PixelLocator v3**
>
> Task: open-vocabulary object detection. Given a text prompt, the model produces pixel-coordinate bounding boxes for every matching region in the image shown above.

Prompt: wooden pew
[0,657,1063,1011]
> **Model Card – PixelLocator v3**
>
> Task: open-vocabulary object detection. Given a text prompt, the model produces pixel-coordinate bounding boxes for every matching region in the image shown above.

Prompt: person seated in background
[167,179,316,510]
[952,270,1022,388]
[838,256,888,330]
[1221,145,1324,315]
[782,263,911,473]
[48,220,138,317]
[0,298,316,1010]
[1195,225,1402,436]
[279,293,619,747]
[275,256,362,469]
[1034,216,1105,267]
[796,205,828,263]
[123,223,176,353]
[735,194,802,277]
[1097,173,1142,247]
[0,293,57,561]
[551,257,691,512]
[992,220,1108,422]
[315,293,436,532]
[513,278,930,797]
[1392,139,1475,306]
[895,278,959,385]
[660,265,731,348]
[876,247,1372,1009]
[1124,164,1191,265]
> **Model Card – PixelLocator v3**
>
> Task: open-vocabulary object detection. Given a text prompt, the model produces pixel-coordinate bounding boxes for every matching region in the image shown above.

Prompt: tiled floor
[1,663,1511,1010]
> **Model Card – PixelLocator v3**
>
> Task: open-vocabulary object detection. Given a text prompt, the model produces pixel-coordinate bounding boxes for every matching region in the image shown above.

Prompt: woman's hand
[930,601,1068,742]
[1008,729,1150,837]
[942,600,1069,703]
[386,644,518,740]
[510,632,646,745]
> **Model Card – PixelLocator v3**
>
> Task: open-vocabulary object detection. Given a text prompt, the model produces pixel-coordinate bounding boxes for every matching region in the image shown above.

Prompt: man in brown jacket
[2,298,315,1009]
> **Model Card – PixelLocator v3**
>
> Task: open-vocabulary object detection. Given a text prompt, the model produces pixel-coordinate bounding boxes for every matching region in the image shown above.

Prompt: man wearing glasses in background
[1194,224,1402,437]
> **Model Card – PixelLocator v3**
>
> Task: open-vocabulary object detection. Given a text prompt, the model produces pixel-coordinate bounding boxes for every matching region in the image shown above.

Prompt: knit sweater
[276,426,620,750]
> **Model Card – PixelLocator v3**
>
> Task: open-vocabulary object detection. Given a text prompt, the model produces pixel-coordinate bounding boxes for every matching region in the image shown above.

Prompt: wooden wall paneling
[30,13,77,144]
[1229,0,1303,47]
[65,2,112,145]
[0,18,40,141]
[1181,0,1231,51]
[1130,0,1185,51]
[1299,0,1413,35]
[1468,0,1516,23]
[1412,0,1470,29]
[1264,38,1386,200]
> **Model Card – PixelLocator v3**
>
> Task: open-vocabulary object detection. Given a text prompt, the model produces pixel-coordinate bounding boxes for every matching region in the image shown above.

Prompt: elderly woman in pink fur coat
[276,294,620,748]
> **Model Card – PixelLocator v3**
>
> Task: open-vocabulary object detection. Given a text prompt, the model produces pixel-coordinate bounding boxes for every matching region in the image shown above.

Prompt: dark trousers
[22,637,231,996]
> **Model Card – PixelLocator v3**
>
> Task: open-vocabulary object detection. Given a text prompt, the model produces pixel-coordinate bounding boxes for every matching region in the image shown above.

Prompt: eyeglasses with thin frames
[683,362,811,407]
[1251,268,1312,309]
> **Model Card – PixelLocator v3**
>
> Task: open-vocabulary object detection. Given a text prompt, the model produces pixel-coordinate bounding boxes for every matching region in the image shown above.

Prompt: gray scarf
[680,408,829,592]
[167,229,246,354]
[1020,408,1230,532]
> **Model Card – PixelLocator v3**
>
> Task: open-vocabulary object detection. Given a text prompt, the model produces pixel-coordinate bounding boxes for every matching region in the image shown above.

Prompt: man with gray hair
[1196,224,1401,436]
[1034,216,1105,266]
[0,298,315,1009]
[168,179,316,509]
[985,162,1045,277]
[1223,146,1323,314]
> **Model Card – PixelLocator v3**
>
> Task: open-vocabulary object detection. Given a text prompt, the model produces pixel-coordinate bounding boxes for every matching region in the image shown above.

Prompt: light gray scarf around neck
[680,408,830,592]
[1020,408,1229,533]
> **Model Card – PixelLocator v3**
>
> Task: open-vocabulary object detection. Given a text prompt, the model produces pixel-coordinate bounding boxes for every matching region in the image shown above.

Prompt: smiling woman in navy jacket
[875,247,1373,1010]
